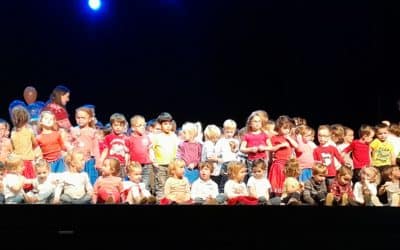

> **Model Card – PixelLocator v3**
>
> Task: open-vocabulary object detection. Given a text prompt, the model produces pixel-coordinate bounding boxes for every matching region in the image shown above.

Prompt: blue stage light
[88,0,101,11]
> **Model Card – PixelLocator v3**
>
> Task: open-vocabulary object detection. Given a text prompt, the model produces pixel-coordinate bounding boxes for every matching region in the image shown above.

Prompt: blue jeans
[141,164,154,194]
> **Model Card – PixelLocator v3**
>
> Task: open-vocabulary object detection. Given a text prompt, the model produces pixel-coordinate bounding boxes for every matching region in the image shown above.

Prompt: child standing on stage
[36,110,67,173]
[268,115,299,196]
[177,121,202,184]
[151,112,179,201]
[99,113,130,180]
[240,111,271,183]
[128,115,154,194]
[70,106,101,185]
[9,105,38,191]
[313,125,345,189]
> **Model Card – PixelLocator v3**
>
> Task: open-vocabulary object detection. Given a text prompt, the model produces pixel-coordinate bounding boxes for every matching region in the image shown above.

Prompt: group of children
[1,85,400,206]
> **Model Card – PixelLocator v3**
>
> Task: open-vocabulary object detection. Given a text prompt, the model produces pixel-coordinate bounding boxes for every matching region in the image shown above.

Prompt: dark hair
[49,85,70,107]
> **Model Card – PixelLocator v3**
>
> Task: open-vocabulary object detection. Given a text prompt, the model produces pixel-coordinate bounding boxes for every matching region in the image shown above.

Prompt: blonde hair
[38,110,57,131]
[361,166,380,185]
[64,150,84,170]
[168,158,186,177]
[223,119,237,130]
[75,106,96,128]
[203,124,221,142]
[34,158,50,170]
[227,161,246,180]
[126,161,142,174]
[5,153,23,172]
[198,161,214,173]
[106,157,121,176]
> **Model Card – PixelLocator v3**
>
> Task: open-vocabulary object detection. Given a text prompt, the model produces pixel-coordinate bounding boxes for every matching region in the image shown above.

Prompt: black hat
[157,112,173,122]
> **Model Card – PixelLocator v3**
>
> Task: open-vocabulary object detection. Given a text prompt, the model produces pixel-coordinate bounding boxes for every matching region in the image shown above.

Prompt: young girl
[178,122,202,184]
[10,104,38,191]
[294,125,316,182]
[124,161,155,204]
[0,118,13,164]
[161,158,191,205]
[240,112,271,183]
[247,159,272,202]
[24,159,59,204]
[268,115,299,196]
[325,165,356,206]
[41,85,72,131]
[224,161,259,205]
[302,163,328,206]
[53,150,93,204]
[36,110,67,173]
[3,153,26,204]
[128,115,154,195]
[353,166,382,206]
[70,106,101,185]
[92,157,124,204]
[191,161,220,204]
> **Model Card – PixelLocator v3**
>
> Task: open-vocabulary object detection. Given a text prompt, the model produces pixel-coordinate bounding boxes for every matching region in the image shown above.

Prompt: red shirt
[242,132,269,161]
[343,139,371,169]
[313,145,345,177]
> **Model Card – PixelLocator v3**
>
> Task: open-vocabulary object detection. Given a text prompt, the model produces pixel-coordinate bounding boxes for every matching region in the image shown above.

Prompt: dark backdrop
[0,0,396,131]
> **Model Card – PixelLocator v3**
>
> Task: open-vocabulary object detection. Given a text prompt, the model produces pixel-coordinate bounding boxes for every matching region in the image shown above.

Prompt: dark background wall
[0,0,396,131]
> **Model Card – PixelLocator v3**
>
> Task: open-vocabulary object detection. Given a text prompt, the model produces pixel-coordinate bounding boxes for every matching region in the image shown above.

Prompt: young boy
[99,113,130,180]
[190,161,221,204]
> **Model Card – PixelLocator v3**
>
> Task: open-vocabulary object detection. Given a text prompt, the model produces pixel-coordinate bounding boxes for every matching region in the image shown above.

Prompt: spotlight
[88,0,101,11]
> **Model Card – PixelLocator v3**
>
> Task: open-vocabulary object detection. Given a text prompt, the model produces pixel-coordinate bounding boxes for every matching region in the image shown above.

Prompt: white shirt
[191,178,219,200]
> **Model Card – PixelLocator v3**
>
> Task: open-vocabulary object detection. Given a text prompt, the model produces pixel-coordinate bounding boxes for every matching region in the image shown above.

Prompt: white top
[247,176,271,199]
[353,181,378,204]
[123,181,151,198]
[3,173,25,199]
[201,140,221,176]
[55,172,93,199]
[191,178,219,200]
[224,179,248,198]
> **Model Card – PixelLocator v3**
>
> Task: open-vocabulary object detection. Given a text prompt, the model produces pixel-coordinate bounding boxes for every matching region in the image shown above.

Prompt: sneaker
[325,193,334,206]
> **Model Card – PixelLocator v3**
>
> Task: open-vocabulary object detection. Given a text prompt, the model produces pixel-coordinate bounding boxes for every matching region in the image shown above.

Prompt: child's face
[313,173,326,184]
[338,173,352,186]
[317,128,331,145]
[182,129,194,142]
[112,121,125,135]
[252,167,265,179]
[278,125,291,136]
[128,168,142,183]
[235,167,247,182]
[75,110,91,128]
[131,118,146,136]
[362,132,375,144]
[375,128,388,142]
[36,166,49,182]
[223,127,236,139]
[41,113,55,128]
[199,167,211,181]
[344,130,354,144]
[160,121,172,134]
[390,166,400,180]
[102,159,113,176]
[174,165,185,178]
[71,153,85,172]
[249,116,262,132]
